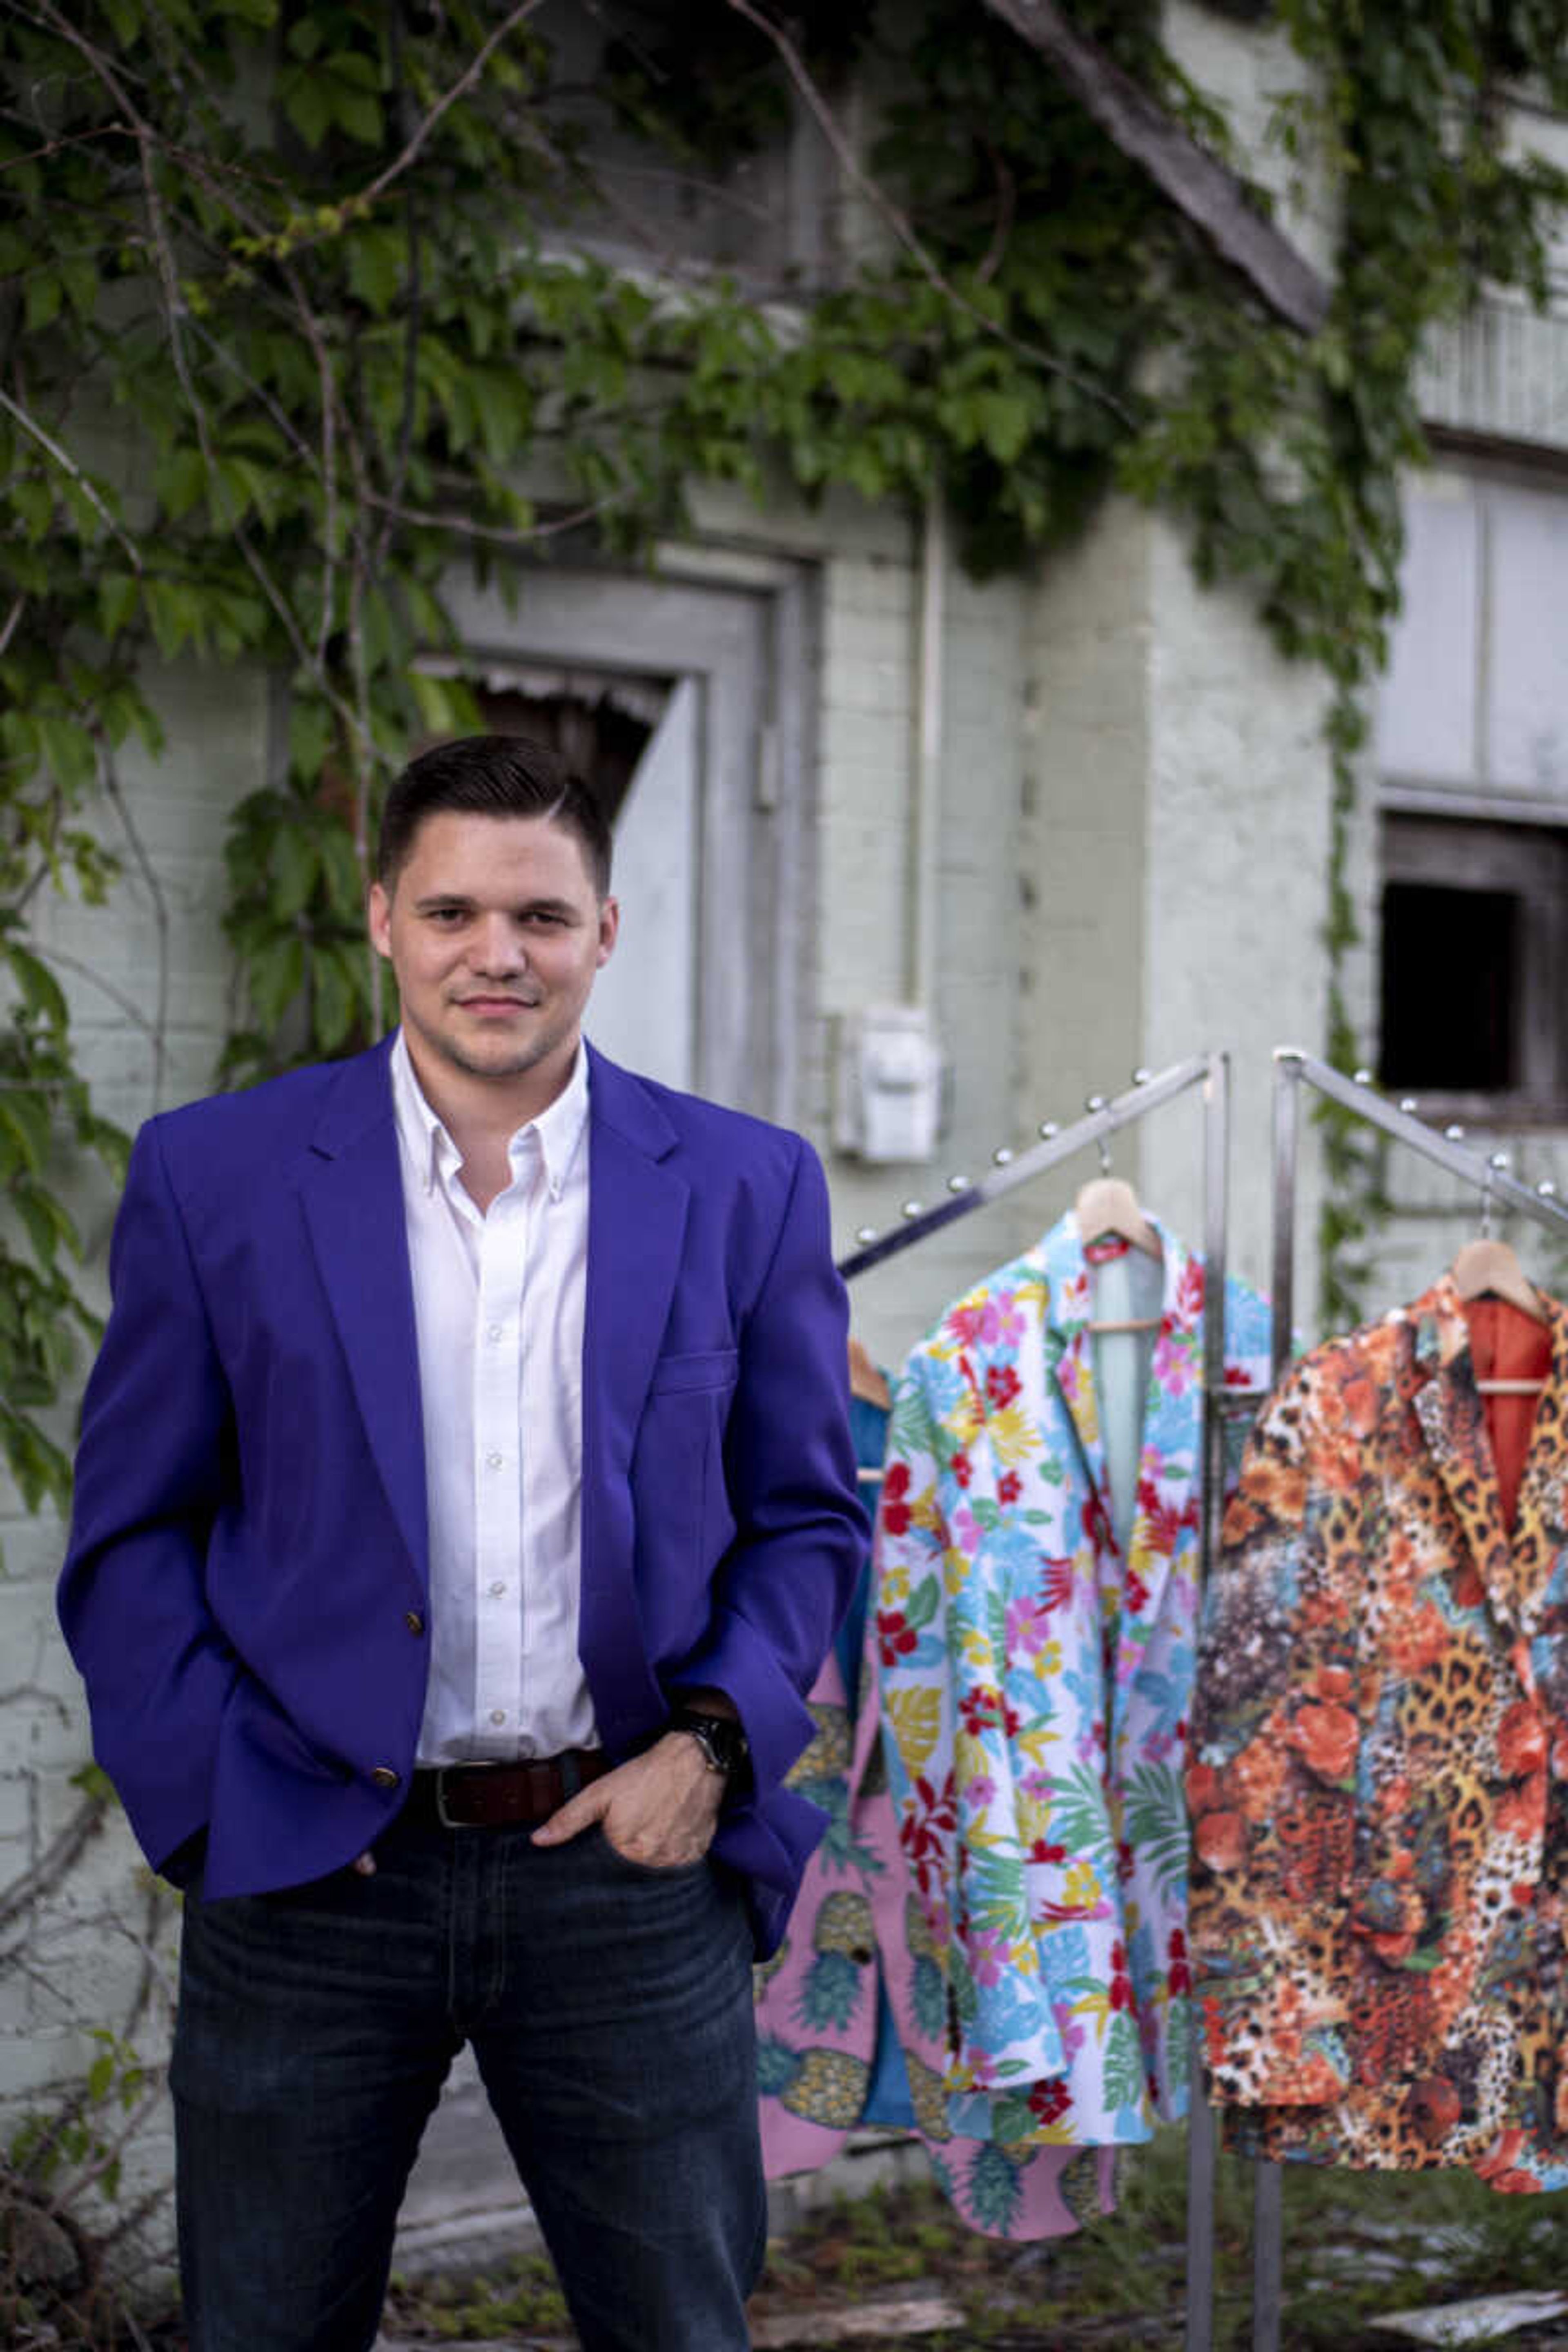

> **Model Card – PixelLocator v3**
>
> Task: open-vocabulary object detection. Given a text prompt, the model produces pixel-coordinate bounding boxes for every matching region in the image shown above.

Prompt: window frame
[1378,806,1568,1126]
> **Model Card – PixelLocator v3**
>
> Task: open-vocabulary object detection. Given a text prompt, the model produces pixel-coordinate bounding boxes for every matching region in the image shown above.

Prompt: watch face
[677,1711,745,1773]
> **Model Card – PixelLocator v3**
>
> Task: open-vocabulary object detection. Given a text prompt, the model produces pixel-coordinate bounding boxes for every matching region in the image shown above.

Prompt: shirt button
[490,1580,506,1598]
[486,1324,503,1342]
[370,1766,401,1789]
[490,1709,507,1726]
[486,1451,504,1469]
[404,1610,425,1636]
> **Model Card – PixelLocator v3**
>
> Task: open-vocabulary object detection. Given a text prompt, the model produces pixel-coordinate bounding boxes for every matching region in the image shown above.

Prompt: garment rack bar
[836,1055,1214,1278]
[1276,1049,1568,1237]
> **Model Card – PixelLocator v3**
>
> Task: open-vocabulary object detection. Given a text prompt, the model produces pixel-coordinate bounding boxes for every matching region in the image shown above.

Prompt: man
[59,735,866,2352]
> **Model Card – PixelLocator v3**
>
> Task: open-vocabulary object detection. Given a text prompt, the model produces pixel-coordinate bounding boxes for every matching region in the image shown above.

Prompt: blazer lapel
[577,1047,690,1736]
[300,1038,428,1586]
[1411,1280,1515,1629]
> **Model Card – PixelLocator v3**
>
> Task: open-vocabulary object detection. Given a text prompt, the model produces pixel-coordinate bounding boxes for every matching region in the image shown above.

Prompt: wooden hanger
[1074,1176,1162,1262]
[1075,1174,1162,1333]
[1449,1237,1546,1321]
[1449,1236,1548,1393]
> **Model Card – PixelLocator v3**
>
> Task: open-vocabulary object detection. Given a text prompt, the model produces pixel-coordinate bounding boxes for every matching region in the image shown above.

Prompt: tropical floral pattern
[755,1394,1118,2240]
[874,1213,1271,2149]
[1187,1277,1568,2187]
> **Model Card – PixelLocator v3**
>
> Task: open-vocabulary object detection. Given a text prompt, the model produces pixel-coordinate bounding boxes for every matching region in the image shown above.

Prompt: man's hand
[531,1733,725,1866]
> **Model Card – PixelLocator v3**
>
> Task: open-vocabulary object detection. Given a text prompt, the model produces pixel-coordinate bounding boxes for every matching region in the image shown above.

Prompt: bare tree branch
[0,1790,109,1938]
[0,388,142,570]
[978,0,1331,335]
[343,0,550,216]
[360,486,628,545]
[22,0,383,768]
[723,0,1135,426]
[27,942,160,1039]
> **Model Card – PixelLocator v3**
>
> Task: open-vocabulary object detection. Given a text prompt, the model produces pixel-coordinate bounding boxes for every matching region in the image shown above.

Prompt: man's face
[368,810,617,1093]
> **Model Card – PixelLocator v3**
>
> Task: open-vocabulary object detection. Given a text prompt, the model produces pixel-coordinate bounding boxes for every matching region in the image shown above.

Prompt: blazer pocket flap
[647,1348,739,1396]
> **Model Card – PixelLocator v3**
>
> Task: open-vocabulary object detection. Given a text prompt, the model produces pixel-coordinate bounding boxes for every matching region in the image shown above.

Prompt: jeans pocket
[592,1823,710,1879]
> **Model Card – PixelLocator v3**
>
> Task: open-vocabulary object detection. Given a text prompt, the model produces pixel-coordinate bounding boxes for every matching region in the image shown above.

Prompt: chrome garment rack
[837,1054,1225,1286]
[1192,1047,1568,2352]
[835,1057,1234,1622]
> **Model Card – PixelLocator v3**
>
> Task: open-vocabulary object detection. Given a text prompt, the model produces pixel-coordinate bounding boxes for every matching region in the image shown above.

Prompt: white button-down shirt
[390,1030,598,1763]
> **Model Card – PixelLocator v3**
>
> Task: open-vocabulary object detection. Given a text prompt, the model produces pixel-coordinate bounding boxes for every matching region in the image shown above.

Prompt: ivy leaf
[347,227,405,316]
[17,1185,82,1274]
[7,943,69,1030]
[37,716,96,793]
[319,825,367,916]
[248,935,305,1031]
[312,944,361,1053]
[0,1094,49,1179]
[98,572,140,639]
[60,256,98,323]
[154,445,207,520]
[270,826,319,920]
[288,697,335,786]
[409,670,465,734]
[98,0,143,40]
[12,479,53,540]
[280,69,336,150]
[24,269,61,333]
[145,579,203,658]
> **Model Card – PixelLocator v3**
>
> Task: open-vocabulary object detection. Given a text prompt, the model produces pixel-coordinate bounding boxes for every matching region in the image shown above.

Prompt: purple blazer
[58,1037,865,1957]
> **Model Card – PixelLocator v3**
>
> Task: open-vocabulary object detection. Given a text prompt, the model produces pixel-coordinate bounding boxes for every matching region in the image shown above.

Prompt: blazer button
[405,1610,425,1636]
[370,1766,401,1789]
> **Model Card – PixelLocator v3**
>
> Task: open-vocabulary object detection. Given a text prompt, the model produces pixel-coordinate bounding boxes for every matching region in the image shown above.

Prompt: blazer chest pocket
[633,1353,737,1548]
[646,1348,738,1397]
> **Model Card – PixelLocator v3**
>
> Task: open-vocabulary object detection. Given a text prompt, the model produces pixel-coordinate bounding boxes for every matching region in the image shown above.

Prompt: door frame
[438,553,817,1125]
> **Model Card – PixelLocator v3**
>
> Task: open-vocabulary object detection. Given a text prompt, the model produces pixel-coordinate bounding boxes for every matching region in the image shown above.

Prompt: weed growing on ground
[378,2129,1568,2348]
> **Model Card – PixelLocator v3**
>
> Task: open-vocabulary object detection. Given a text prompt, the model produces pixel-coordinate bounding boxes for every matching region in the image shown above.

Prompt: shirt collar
[389,1029,590,1203]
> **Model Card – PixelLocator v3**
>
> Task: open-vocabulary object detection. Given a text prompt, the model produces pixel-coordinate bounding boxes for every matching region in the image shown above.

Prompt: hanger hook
[1096,1131,1113,1178]
[1481,1160,1495,1243]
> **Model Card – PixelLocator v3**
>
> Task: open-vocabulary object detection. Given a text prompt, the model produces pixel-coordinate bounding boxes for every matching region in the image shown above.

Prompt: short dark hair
[377,735,613,897]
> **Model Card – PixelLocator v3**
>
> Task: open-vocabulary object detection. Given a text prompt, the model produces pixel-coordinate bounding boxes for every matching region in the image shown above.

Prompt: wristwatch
[671,1706,749,1780]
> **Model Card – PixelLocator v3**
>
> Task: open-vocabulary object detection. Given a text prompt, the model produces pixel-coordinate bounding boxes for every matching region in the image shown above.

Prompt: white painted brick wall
[1142,512,1334,1312]
[0,657,266,2187]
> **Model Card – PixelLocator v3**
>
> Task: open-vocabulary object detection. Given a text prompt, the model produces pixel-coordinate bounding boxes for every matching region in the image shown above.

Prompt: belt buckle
[433,1766,479,1829]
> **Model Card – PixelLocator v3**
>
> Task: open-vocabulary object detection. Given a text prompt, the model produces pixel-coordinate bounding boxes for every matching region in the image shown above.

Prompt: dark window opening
[1377,811,1568,1120]
[474,683,658,835]
[1379,882,1520,1094]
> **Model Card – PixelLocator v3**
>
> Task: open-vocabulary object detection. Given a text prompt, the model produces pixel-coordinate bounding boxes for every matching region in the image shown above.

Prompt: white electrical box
[832,1005,943,1163]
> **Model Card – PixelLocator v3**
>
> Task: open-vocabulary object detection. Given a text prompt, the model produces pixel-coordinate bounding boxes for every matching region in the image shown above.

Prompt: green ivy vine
[3,0,1568,1532]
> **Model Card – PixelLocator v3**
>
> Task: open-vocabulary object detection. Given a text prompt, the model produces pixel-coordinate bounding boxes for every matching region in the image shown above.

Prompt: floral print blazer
[1187,1278,1568,2188]
[875,1212,1272,2150]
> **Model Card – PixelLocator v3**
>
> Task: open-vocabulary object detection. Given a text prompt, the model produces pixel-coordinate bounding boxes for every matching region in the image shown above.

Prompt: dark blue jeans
[171,1809,765,2352]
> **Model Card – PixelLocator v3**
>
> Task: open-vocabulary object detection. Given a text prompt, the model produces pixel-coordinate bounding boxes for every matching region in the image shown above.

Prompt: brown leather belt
[408,1750,611,1830]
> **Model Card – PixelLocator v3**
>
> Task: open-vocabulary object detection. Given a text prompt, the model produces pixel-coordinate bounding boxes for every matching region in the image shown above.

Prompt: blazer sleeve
[58,1118,241,1880]
[1185,1350,1364,2109]
[668,1136,867,1804]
